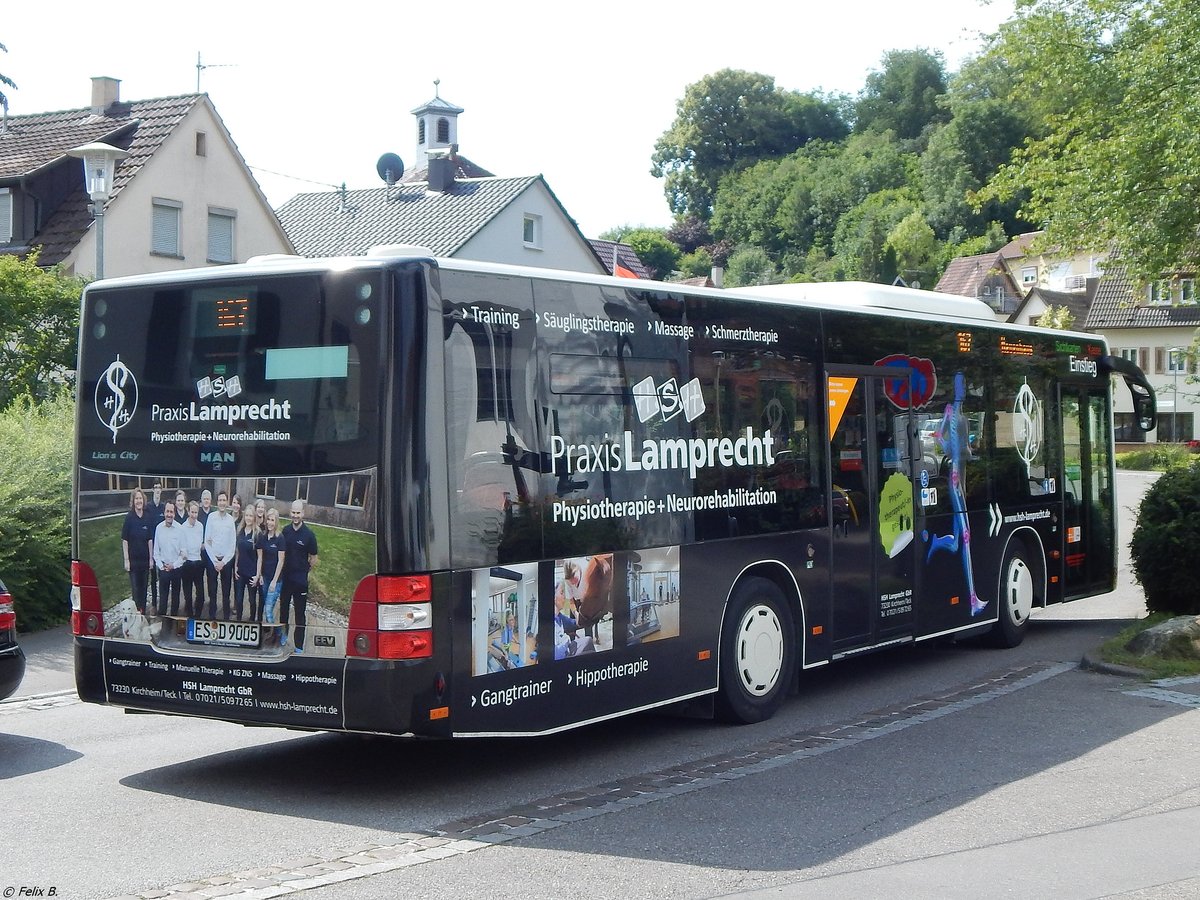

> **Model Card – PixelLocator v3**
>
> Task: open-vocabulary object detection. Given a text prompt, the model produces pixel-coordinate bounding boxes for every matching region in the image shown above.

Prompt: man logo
[633,375,705,424]
[95,355,138,444]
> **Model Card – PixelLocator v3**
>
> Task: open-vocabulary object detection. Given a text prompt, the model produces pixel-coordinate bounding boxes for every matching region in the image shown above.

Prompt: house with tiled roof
[933,251,1022,319]
[999,230,1105,295]
[0,76,291,278]
[275,90,607,274]
[1085,266,1200,443]
[1007,283,1097,328]
[588,239,649,279]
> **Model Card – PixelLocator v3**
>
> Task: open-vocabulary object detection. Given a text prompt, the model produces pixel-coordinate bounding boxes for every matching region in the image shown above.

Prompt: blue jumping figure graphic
[924,372,987,615]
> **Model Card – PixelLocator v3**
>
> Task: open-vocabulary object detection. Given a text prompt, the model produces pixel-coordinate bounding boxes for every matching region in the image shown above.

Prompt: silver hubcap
[736,604,784,697]
[1005,557,1034,625]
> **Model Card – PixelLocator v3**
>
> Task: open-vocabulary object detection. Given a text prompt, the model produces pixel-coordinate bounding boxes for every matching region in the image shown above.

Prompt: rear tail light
[0,591,14,631]
[71,560,105,637]
[347,574,434,660]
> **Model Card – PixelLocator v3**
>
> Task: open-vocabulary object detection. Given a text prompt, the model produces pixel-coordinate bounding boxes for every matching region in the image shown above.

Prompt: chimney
[427,149,454,193]
[91,77,121,114]
[711,265,725,289]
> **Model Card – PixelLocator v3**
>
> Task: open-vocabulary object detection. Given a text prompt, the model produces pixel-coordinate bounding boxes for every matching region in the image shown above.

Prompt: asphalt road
[5,470,1198,900]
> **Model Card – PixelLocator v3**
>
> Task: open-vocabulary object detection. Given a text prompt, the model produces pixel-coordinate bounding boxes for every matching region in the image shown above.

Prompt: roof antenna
[196,51,235,92]
[338,182,358,216]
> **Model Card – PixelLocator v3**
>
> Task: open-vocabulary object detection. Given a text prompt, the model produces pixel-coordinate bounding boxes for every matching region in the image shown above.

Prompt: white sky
[3,0,1014,238]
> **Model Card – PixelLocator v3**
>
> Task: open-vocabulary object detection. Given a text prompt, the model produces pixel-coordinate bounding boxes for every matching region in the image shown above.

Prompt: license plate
[186,619,261,647]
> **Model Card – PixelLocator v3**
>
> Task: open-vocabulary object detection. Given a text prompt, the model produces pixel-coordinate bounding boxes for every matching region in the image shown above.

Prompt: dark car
[0,578,26,700]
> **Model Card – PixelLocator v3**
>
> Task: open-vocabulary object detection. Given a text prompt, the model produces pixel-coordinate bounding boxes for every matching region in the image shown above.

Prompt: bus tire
[715,577,796,724]
[985,542,1036,648]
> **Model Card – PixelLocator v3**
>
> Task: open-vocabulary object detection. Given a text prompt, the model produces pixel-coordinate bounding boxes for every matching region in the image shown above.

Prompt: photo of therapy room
[626,546,680,645]
[470,563,539,675]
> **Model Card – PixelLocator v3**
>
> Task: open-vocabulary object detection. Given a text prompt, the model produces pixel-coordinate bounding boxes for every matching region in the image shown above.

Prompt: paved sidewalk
[13,622,74,697]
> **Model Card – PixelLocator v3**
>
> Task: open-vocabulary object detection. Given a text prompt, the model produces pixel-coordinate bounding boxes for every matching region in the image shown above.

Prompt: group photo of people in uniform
[117,481,322,652]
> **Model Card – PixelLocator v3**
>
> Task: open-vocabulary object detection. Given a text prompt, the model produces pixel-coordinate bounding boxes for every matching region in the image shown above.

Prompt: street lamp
[66,141,130,280]
[1168,347,1185,442]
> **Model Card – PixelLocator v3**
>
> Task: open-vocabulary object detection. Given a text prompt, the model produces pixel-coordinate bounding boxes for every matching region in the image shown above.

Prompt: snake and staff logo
[95,355,138,443]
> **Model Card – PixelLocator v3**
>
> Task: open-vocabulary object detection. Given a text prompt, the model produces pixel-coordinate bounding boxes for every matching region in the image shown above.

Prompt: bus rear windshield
[78,271,382,474]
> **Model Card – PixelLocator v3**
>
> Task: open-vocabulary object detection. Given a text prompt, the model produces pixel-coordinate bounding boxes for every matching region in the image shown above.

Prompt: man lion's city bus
[72,250,1156,737]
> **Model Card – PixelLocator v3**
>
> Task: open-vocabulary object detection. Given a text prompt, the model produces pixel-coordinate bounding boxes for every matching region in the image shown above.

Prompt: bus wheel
[715,577,795,724]
[986,544,1036,648]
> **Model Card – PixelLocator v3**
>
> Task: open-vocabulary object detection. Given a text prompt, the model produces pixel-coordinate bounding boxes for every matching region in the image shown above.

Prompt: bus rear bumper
[73,636,451,737]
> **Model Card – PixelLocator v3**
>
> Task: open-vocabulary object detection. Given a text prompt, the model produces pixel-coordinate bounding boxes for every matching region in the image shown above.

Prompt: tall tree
[854,49,950,142]
[977,0,1200,282]
[0,252,86,408]
[652,69,847,219]
[0,42,16,115]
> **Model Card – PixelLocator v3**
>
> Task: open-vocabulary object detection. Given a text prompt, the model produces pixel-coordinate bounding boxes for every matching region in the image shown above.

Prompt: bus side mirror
[1099,355,1157,432]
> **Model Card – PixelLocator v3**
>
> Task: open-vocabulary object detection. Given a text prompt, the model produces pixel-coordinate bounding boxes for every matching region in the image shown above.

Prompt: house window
[1167,348,1188,375]
[436,117,450,143]
[195,131,207,157]
[335,474,370,509]
[295,477,310,503]
[151,199,182,257]
[522,214,542,249]
[0,188,11,243]
[256,478,276,499]
[1021,266,1038,285]
[1149,280,1171,305]
[207,208,235,263]
[1180,278,1195,305]
[1117,348,1139,365]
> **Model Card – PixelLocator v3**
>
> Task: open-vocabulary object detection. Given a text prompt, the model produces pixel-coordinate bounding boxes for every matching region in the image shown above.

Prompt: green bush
[1116,444,1194,471]
[1130,461,1200,616]
[0,393,73,630]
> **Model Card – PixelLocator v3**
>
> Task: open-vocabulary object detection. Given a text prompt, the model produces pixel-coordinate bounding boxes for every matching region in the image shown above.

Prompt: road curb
[1079,651,1150,679]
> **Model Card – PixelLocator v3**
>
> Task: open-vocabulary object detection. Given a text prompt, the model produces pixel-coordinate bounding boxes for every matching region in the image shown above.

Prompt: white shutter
[151,200,181,255]
[0,189,12,243]
[207,209,234,263]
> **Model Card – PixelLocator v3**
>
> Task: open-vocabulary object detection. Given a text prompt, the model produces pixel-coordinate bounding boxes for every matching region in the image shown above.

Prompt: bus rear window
[78,271,382,474]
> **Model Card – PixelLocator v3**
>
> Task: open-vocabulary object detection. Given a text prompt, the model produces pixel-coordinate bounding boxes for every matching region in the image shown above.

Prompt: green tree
[788,131,915,253]
[621,228,680,280]
[0,42,16,115]
[0,393,73,630]
[886,210,941,287]
[0,251,86,409]
[854,48,950,142]
[977,0,1200,283]
[724,247,776,287]
[833,189,919,282]
[677,247,714,279]
[1036,305,1076,329]
[652,69,847,219]
[920,100,1035,238]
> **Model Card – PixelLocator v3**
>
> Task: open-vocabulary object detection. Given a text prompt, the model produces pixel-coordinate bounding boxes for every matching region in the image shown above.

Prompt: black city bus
[72,251,1156,737]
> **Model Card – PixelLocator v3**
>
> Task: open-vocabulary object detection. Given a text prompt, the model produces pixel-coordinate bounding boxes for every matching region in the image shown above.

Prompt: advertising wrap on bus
[75,271,382,730]
[72,256,1155,739]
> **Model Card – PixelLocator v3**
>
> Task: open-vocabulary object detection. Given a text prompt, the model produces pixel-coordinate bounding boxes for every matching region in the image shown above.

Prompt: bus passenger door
[1061,387,1116,597]
[827,369,917,650]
